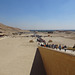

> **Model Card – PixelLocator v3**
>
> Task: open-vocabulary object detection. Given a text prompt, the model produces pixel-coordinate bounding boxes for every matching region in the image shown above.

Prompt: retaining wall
[38,47,75,75]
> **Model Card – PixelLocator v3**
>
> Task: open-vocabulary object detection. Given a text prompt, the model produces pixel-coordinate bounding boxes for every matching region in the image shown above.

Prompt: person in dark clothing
[46,43,48,47]
[64,45,67,51]
[49,44,51,48]
[54,44,56,49]
[52,44,54,49]
[73,44,75,48]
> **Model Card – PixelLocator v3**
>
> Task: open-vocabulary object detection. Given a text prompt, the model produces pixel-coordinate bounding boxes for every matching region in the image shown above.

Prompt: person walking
[64,45,67,51]
[59,44,61,50]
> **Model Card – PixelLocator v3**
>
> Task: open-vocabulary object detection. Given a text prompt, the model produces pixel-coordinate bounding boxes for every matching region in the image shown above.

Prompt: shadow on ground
[30,48,46,75]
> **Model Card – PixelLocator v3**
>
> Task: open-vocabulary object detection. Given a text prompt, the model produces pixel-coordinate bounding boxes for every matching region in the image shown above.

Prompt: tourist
[54,44,56,48]
[73,44,75,48]
[59,44,61,50]
[46,43,48,47]
[64,45,67,51]
[56,44,58,49]
[52,44,55,49]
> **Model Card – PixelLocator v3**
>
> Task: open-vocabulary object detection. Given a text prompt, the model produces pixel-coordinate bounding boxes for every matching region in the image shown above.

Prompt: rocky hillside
[0,23,29,35]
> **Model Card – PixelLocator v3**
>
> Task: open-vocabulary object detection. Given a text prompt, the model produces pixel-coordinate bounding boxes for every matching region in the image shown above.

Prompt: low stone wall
[38,47,75,75]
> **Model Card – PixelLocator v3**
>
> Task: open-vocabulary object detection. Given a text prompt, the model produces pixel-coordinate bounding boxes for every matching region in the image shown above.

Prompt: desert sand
[0,36,37,75]
[36,32,75,47]
[0,32,75,75]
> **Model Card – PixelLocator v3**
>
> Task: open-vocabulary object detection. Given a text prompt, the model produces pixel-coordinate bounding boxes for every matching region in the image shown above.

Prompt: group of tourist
[40,43,67,51]
[37,37,75,51]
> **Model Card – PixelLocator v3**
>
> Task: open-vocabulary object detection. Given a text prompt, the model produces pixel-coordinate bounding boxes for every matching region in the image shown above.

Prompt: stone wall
[38,47,75,75]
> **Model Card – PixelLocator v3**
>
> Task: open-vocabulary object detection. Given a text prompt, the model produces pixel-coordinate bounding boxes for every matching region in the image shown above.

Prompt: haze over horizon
[0,0,75,30]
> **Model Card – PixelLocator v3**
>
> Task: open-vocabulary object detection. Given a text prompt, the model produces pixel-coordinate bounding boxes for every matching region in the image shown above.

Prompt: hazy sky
[0,0,75,30]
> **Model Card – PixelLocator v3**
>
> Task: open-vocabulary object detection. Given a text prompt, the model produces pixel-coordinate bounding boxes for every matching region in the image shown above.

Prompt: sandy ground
[0,36,37,75]
[42,37,75,47]
[0,32,75,75]
[36,32,75,55]
[36,32,75,47]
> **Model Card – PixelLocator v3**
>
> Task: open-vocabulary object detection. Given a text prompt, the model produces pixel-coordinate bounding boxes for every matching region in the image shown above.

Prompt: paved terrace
[0,37,37,75]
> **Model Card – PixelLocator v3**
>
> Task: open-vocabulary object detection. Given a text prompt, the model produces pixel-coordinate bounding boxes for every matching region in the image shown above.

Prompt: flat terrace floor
[0,37,37,75]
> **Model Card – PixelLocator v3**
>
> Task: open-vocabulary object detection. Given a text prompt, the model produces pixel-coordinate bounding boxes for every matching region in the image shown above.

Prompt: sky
[0,0,75,30]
